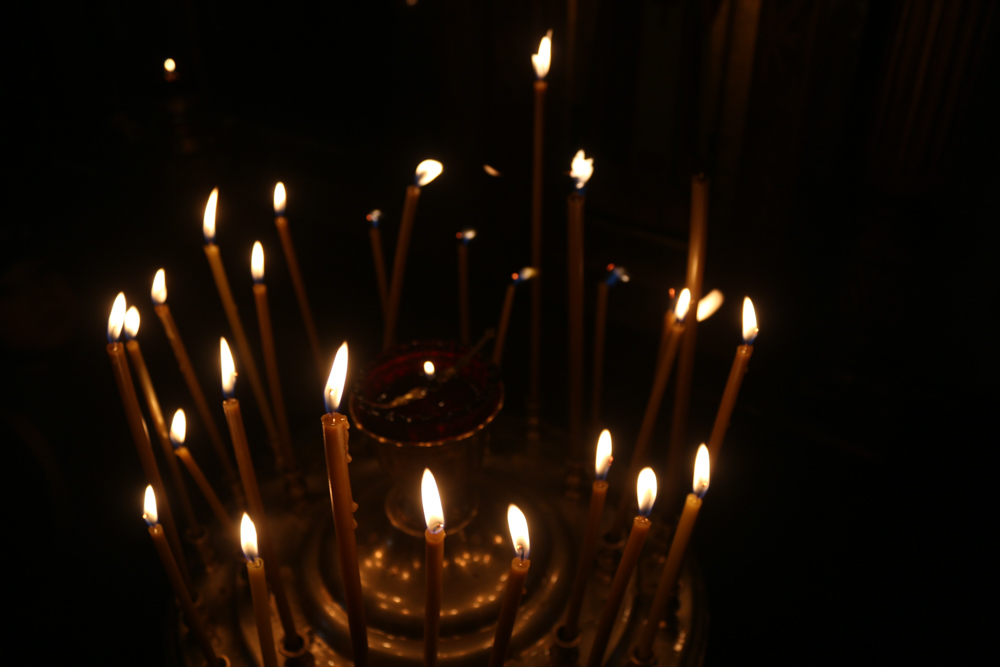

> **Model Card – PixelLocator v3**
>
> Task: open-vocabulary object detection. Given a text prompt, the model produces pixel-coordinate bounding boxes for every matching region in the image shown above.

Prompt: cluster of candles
[108,30,764,667]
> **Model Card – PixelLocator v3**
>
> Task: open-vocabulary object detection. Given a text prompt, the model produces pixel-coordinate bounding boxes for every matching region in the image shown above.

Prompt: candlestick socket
[278,625,312,663]
[550,624,583,664]
[628,646,658,666]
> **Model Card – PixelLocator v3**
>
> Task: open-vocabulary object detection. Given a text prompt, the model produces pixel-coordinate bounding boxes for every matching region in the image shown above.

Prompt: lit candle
[585,468,657,667]
[143,486,218,665]
[634,446,711,661]
[241,513,279,667]
[423,360,436,381]
[220,338,303,651]
[456,228,476,345]
[383,160,443,350]
[488,504,532,667]
[202,189,284,469]
[151,268,241,502]
[529,30,551,418]
[273,182,324,372]
[422,469,445,666]
[707,297,758,464]
[609,289,690,540]
[170,410,232,532]
[106,294,192,590]
[163,57,177,82]
[321,342,368,666]
[367,210,389,319]
[250,241,303,499]
[567,150,594,466]
[563,430,614,638]
[493,268,537,366]
[591,265,629,430]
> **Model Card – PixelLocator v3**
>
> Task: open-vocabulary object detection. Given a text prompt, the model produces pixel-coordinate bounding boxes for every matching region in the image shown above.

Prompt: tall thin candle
[422,469,445,666]
[241,513,280,667]
[493,268,536,366]
[456,229,476,345]
[488,505,532,667]
[707,297,758,464]
[529,31,551,422]
[170,410,232,532]
[591,266,629,431]
[383,160,443,350]
[202,189,284,469]
[368,210,389,319]
[322,342,368,666]
[585,468,657,667]
[273,182,324,372]
[220,338,303,651]
[567,150,593,467]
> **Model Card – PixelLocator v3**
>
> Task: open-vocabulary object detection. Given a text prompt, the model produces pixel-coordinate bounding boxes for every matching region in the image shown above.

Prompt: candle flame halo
[325,342,349,413]
[532,30,552,80]
[151,269,167,304]
[203,188,219,243]
[421,469,444,533]
[743,297,759,344]
[221,337,237,397]
[415,160,443,187]
[273,182,286,215]
[674,288,692,322]
[570,150,594,189]
[636,467,657,517]
[169,409,186,447]
[507,504,530,561]
[124,306,140,339]
[693,444,711,498]
[108,292,127,342]
[697,289,724,322]
[143,485,158,525]
[240,512,259,561]
[595,429,613,479]
[251,241,265,282]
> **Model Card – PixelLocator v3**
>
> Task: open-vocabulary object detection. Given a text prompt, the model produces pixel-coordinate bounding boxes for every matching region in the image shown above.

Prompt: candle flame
[693,444,710,498]
[742,297,758,344]
[507,504,530,561]
[143,485,158,525]
[570,150,594,189]
[367,210,382,227]
[606,265,630,285]
[203,188,219,243]
[532,30,552,79]
[595,429,613,480]
[674,288,691,322]
[221,337,237,398]
[636,467,657,516]
[240,512,259,561]
[107,292,127,342]
[415,160,443,187]
[457,229,477,242]
[169,409,186,447]
[251,241,265,283]
[483,164,501,177]
[423,360,435,378]
[124,306,140,339]
[325,342,349,413]
[514,267,538,283]
[164,58,176,73]
[151,269,167,304]
[421,469,444,532]
[696,289,724,322]
[273,182,286,215]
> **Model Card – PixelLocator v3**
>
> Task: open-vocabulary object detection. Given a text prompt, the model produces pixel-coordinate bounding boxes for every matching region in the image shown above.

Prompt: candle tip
[124,306,140,339]
[415,160,443,187]
[674,288,692,322]
[693,444,711,498]
[251,241,265,283]
[636,467,657,516]
[595,429,613,479]
[107,292,127,342]
[458,228,477,243]
[421,469,445,533]
[220,337,237,398]
[240,513,259,561]
[151,269,167,304]
[570,150,593,189]
[514,267,538,284]
[367,209,382,228]
[169,409,186,447]
[507,504,530,561]
[143,485,158,526]
[483,164,502,177]
[606,265,630,285]
[532,30,552,80]
[697,289,724,322]
[273,182,286,215]
[325,342,349,413]
[742,297,758,344]
[203,188,219,243]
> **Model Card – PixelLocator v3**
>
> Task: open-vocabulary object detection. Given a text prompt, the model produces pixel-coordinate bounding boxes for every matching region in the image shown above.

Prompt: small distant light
[164,58,176,73]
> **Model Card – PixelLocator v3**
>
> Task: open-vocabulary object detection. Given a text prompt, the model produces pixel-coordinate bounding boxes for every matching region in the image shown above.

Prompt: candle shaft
[369,225,389,319]
[458,242,470,345]
[154,304,240,498]
[175,447,232,531]
[567,192,586,465]
[149,524,218,665]
[204,243,283,468]
[107,343,192,590]
[252,283,299,476]
[635,493,703,659]
[666,175,709,506]
[590,281,609,431]
[247,557,280,667]
[322,413,368,666]
[488,557,531,667]
[274,215,324,372]
[383,184,422,350]
[707,344,753,464]
[424,528,445,666]
[492,283,517,366]
[126,340,200,532]
[564,480,608,637]
[585,516,652,667]
[609,315,683,539]
[529,80,548,420]
[223,399,299,645]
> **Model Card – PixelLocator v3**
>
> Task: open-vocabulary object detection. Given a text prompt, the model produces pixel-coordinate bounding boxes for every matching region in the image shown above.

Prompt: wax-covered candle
[708,297,758,464]
[489,504,532,667]
[241,513,279,667]
[422,469,445,666]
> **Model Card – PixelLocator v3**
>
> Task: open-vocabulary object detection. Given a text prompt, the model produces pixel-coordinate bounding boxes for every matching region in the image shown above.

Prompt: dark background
[2,1,996,664]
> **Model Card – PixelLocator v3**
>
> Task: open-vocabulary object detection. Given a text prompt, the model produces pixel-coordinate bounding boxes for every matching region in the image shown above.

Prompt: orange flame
[241,512,259,561]
[507,504,530,560]
[421,469,444,532]
[637,467,657,516]
[595,429,613,479]
[151,269,167,305]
